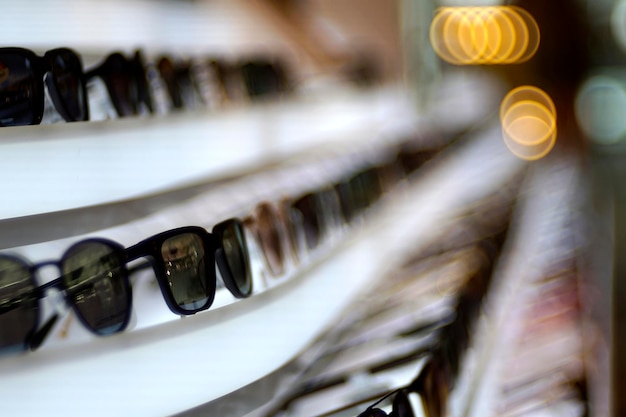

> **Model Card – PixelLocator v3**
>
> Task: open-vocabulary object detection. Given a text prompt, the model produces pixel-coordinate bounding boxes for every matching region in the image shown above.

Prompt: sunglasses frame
[0,46,88,126]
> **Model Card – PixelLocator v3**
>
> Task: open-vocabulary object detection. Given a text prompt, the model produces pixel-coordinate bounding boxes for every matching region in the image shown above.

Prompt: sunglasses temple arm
[28,313,59,351]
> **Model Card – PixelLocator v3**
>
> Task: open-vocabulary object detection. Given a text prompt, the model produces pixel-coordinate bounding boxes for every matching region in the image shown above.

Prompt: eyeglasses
[85,50,153,118]
[0,218,252,354]
[0,47,88,126]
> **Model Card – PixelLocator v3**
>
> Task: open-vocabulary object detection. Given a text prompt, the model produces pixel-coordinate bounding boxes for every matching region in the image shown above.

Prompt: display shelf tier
[0,85,416,221]
[0,122,524,417]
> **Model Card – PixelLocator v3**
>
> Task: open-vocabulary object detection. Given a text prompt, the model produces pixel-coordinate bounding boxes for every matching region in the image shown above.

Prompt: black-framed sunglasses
[85,50,153,118]
[0,218,252,354]
[0,47,88,126]
[125,222,252,315]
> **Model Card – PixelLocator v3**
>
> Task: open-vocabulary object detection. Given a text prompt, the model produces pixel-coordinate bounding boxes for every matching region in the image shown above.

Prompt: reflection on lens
[216,219,252,296]
[0,256,38,352]
[62,241,130,335]
[255,203,285,277]
[0,53,38,126]
[161,233,210,311]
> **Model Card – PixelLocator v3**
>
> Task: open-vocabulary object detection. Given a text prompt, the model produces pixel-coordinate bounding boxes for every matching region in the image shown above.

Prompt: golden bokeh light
[429,6,539,65]
[500,86,557,161]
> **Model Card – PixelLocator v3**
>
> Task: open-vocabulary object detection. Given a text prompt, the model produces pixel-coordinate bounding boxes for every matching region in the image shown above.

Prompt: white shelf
[0,121,524,417]
[0,85,416,220]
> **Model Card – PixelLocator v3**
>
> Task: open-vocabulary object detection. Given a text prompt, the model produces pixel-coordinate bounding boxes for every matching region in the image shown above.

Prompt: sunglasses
[0,218,252,354]
[85,50,153,118]
[240,58,289,99]
[0,238,131,353]
[0,47,88,126]
[125,221,252,316]
[157,56,202,111]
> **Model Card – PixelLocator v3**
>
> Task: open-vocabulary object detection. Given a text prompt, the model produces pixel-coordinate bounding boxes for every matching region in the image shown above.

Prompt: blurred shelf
[0,122,524,417]
[0,84,417,220]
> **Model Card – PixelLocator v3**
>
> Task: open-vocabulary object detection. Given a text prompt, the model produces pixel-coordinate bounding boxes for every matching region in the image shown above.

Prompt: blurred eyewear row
[0,46,293,127]
[0,129,451,356]
[257,167,590,417]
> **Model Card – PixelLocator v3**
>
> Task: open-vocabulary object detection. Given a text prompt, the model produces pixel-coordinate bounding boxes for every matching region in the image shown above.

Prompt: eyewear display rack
[1,1,601,417]
[0,63,514,417]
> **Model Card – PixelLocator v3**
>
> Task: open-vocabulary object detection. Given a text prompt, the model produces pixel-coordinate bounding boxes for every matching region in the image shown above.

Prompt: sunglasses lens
[292,194,322,250]
[256,204,285,277]
[158,57,184,109]
[334,181,356,224]
[0,53,38,126]
[62,241,130,335]
[161,233,211,312]
[48,49,86,121]
[215,219,252,297]
[0,256,38,352]
[104,53,137,117]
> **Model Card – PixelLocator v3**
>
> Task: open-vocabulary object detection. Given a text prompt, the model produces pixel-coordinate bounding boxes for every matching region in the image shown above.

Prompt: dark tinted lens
[47,49,86,121]
[256,203,285,277]
[334,180,356,224]
[241,60,283,98]
[292,193,322,250]
[0,256,38,352]
[132,50,153,113]
[103,53,136,117]
[62,241,130,335]
[217,219,252,296]
[158,57,183,109]
[348,173,370,214]
[161,233,210,311]
[0,53,38,126]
